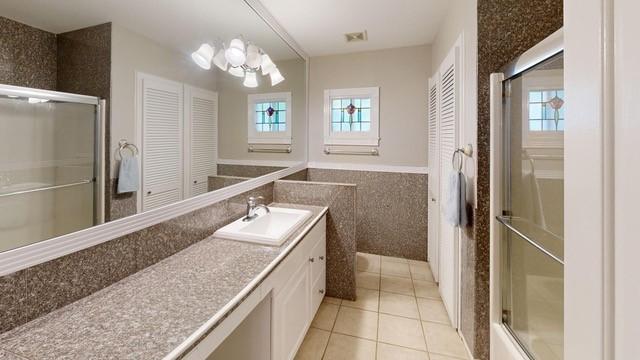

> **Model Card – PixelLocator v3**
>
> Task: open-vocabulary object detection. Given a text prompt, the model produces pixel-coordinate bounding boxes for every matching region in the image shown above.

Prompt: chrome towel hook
[452,144,473,171]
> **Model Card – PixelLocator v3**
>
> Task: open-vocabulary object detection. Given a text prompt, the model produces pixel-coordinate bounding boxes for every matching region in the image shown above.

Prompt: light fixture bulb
[243,71,259,88]
[228,66,245,78]
[270,68,285,86]
[225,38,246,67]
[245,44,261,69]
[261,53,276,75]
[213,48,228,71]
[191,43,214,70]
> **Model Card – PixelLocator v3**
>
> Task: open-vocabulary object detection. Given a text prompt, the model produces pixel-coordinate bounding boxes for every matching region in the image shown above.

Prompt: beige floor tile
[323,296,342,305]
[377,342,430,360]
[378,313,427,351]
[381,255,409,264]
[381,261,411,278]
[342,288,380,312]
[417,298,451,324]
[356,271,380,290]
[294,328,331,360]
[413,279,440,299]
[323,333,377,360]
[357,253,381,273]
[332,306,379,340]
[311,302,339,331]
[429,353,467,360]
[422,321,468,359]
[379,291,420,319]
[410,264,434,282]
[409,259,429,266]
[381,275,415,296]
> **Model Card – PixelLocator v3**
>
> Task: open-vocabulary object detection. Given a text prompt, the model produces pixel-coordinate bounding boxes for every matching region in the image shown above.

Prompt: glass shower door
[0,86,101,252]
[498,53,565,360]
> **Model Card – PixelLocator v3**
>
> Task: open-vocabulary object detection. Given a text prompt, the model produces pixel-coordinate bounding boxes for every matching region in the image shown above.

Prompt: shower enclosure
[0,84,104,253]
[490,29,564,360]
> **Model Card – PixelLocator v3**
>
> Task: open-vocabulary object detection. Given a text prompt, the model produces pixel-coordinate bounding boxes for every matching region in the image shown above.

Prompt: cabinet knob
[319,289,325,294]
[319,256,324,260]
[147,191,152,195]
[309,257,315,263]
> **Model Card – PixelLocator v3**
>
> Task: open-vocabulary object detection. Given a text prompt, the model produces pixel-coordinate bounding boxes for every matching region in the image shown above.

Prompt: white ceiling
[258,0,451,56]
[0,0,301,60]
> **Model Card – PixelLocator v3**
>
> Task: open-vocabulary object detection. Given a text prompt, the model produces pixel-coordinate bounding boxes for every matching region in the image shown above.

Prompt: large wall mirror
[0,0,307,253]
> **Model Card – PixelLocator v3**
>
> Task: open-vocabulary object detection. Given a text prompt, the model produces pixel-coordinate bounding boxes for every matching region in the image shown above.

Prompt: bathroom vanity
[0,204,328,360]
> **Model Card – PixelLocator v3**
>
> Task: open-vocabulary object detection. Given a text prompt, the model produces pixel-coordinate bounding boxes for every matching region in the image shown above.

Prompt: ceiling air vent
[345,31,368,43]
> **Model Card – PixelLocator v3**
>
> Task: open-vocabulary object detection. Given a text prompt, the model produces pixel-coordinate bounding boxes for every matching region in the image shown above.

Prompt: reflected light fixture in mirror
[192,37,285,88]
[191,43,214,70]
[243,71,258,88]
[229,66,245,77]
[225,38,246,66]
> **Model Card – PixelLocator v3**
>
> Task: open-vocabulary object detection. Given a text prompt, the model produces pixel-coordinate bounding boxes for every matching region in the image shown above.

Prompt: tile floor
[294,252,470,360]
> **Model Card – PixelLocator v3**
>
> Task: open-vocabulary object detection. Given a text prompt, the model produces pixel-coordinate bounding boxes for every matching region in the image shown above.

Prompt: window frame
[247,92,292,144]
[323,87,380,146]
[521,69,564,148]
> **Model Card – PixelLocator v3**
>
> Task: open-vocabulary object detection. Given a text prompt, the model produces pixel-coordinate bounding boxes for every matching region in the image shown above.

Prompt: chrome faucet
[243,196,270,221]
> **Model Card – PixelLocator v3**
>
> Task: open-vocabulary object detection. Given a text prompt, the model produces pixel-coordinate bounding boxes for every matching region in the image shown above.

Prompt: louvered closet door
[140,75,184,211]
[438,46,460,328]
[427,77,440,281]
[185,86,218,197]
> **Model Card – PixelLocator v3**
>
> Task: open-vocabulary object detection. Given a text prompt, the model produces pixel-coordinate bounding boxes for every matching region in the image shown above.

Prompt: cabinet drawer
[310,269,326,316]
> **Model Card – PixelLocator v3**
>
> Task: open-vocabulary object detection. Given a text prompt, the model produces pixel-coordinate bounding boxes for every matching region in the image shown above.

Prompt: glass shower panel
[499,52,564,360]
[0,96,97,252]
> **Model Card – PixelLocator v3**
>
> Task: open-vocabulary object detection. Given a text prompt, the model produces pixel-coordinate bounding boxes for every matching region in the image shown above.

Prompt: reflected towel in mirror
[117,156,140,193]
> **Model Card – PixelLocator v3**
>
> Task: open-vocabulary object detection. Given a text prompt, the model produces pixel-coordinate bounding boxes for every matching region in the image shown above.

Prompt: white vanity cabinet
[194,214,327,360]
[271,215,326,360]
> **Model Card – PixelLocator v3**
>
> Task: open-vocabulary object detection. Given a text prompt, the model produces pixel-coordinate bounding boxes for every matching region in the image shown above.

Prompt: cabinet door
[273,260,310,360]
[184,86,217,197]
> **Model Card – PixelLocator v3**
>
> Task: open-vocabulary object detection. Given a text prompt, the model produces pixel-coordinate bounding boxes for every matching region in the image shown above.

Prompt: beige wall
[217,58,307,162]
[109,24,218,177]
[307,45,431,167]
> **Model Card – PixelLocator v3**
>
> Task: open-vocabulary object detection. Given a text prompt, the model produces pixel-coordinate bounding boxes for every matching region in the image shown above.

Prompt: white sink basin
[214,207,312,246]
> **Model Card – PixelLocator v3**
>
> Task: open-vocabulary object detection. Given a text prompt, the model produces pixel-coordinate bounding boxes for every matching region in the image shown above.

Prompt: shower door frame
[0,84,105,225]
[489,29,564,360]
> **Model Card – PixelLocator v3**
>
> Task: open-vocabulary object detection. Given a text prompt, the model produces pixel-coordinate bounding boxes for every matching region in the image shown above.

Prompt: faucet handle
[248,196,265,205]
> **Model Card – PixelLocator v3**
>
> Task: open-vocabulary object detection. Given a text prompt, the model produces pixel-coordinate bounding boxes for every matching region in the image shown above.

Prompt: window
[324,87,379,146]
[528,89,564,132]
[247,92,292,144]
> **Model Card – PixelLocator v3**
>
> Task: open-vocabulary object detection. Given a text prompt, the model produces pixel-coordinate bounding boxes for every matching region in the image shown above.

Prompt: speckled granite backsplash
[305,168,428,261]
[217,164,285,178]
[0,183,273,335]
[469,1,563,359]
[274,180,357,300]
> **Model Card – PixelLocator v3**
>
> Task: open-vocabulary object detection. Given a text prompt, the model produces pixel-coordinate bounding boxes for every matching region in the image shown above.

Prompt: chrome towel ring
[118,139,139,159]
[451,144,473,171]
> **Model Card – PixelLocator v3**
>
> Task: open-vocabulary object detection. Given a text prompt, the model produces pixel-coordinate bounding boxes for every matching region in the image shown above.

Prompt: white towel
[444,170,467,227]
[117,156,140,194]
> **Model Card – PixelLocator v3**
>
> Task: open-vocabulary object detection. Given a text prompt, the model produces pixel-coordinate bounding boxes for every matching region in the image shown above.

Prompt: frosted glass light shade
[245,44,261,68]
[270,68,285,86]
[228,66,245,78]
[243,71,258,88]
[225,38,246,67]
[213,48,228,71]
[261,54,276,75]
[191,43,214,70]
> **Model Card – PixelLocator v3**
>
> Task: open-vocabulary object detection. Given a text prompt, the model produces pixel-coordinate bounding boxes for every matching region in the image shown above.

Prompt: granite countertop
[0,203,327,360]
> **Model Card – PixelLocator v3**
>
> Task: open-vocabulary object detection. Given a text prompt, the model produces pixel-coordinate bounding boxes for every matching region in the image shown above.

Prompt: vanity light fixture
[191,37,285,88]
